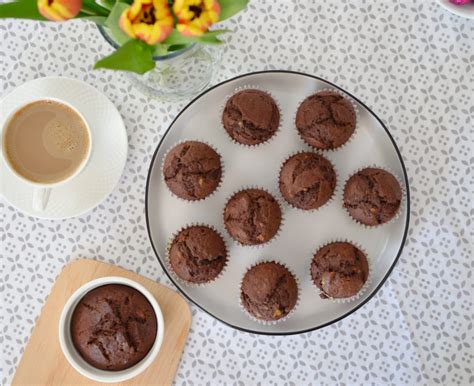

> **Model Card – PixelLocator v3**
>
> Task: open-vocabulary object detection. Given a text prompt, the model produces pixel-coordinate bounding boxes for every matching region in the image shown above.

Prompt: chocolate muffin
[222,89,280,145]
[296,91,356,150]
[169,225,227,284]
[70,284,157,371]
[279,152,337,210]
[224,188,281,245]
[343,167,402,226]
[163,141,222,201]
[311,242,369,299]
[241,262,298,321]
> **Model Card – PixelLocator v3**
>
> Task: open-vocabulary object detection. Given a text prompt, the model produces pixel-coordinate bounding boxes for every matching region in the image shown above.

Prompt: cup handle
[32,187,52,211]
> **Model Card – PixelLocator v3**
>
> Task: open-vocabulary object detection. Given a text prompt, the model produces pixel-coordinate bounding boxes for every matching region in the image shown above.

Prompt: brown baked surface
[311,242,369,299]
[224,189,281,245]
[222,89,280,145]
[279,152,336,210]
[163,141,221,201]
[70,284,157,371]
[241,262,298,321]
[169,225,227,283]
[296,91,356,150]
[343,167,402,226]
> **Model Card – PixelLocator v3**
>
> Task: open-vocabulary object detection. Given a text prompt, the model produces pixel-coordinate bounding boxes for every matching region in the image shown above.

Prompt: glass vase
[98,26,222,101]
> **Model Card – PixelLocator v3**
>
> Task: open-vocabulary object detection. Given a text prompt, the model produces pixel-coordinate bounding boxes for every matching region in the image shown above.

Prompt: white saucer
[0,77,128,219]
[438,0,474,19]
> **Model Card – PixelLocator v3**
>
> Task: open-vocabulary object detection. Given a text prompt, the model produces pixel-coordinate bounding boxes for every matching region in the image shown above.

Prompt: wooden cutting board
[12,259,191,386]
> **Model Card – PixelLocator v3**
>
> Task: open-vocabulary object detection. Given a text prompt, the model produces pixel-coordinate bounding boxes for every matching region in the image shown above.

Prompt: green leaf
[0,0,46,20]
[168,43,191,52]
[94,39,155,74]
[81,0,110,16]
[198,29,229,44]
[104,1,130,46]
[96,0,117,11]
[153,44,170,56]
[218,0,249,21]
[163,29,229,46]
[162,30,192,45]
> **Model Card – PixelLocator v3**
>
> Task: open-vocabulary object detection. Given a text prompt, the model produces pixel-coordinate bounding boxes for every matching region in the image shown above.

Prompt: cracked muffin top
[296,90,356,150]
[343,167,402,226]
[223,188,281,246]
[279,152,336,210]
[163,141,222,201]
[241,262,298,321]
[222,89,280,145]
[169,225,227,284]
[311,242,369,299]
[70,284,157,371]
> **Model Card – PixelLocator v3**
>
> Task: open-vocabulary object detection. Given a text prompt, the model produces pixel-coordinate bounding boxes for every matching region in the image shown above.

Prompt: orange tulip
[173,0,220,37]
[37,0,82,21]
[120,0,173,45]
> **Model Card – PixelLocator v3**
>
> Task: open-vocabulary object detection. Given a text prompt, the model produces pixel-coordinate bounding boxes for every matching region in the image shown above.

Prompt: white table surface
[0,1,472,385]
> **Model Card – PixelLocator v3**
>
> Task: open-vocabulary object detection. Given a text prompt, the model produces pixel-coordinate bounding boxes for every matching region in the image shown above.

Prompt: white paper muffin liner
[294,87,360,152]
[239,260,300,325]
[165,223,229,288]
[277,150,339,213]
[309,239,372,304]
[220,84,282,148]
[222,185,285,249]
[341,165,406,229]
[161,139,224,203]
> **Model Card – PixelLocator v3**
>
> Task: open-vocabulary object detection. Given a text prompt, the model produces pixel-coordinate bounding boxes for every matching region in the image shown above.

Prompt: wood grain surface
[12,259,191,386]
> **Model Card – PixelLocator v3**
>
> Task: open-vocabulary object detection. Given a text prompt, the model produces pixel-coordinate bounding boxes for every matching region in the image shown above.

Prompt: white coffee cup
[1,97,92,211]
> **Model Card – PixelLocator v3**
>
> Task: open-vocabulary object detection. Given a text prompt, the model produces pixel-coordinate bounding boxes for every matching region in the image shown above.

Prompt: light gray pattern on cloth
[1,1,472,384]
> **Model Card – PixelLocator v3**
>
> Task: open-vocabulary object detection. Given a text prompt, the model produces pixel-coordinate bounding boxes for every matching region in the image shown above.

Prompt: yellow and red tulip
[37,0,82,21]
[119,0,173,45]
[173,0,221,37]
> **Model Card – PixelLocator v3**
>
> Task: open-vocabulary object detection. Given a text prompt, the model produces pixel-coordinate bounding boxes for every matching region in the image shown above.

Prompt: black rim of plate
[144,70,411,336]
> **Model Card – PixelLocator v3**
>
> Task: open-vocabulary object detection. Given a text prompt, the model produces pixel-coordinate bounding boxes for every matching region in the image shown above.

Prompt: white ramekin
[58,276,165,383]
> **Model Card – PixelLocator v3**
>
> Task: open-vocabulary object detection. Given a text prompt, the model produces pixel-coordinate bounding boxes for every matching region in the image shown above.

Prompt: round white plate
[0,77,128,219]
[438,0,474,19]
[145,71,410,335]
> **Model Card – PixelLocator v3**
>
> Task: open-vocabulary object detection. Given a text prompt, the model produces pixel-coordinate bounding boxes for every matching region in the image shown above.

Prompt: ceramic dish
[438,0,474,19]
[145,71,410,335]
[0,76,127,219]
[58,276,165,383]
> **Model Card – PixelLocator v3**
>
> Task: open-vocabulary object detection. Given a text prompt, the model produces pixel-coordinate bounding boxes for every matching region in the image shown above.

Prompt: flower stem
[81,0,110,17]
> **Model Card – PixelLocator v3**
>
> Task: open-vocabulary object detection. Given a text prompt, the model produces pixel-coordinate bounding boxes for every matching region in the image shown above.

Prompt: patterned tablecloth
[1,1,472,385]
